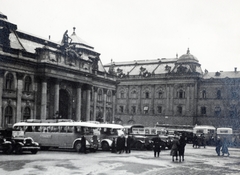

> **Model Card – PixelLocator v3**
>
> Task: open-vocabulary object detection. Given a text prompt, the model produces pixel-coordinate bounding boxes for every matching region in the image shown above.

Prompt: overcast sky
[1,0,240,72]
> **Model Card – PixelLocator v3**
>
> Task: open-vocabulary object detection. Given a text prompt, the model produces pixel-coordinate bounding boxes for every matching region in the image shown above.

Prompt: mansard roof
[104,58,178,76]
[203,70,240,79]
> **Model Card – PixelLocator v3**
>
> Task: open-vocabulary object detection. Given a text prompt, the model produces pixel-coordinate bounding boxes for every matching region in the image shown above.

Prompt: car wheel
[3,145,13,154]
[135,142,143,150]
[102,142,110,151]
[15,145,23,154]
[74,141,82,152]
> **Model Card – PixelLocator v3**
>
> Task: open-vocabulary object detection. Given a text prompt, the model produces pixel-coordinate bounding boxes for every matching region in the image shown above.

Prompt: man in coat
[152,135,162,157]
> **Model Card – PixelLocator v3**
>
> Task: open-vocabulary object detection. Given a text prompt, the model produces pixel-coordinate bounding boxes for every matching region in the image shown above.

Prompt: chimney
[235,67,237,72]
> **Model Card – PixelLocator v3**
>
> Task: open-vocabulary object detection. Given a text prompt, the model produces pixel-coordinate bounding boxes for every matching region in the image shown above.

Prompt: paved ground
[0,144,239,175]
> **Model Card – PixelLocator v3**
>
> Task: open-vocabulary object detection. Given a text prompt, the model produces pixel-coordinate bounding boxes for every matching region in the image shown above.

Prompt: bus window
[151,129,156,135]
[25,126,33,132]
[145,129,149,134]
[60,126,67,133]
[67,126,74,133]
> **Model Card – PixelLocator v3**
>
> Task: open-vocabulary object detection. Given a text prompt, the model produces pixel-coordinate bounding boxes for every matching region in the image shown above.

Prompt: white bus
[13,120,100,152]
[193,125,216,145]
[98,123,124,151]
[217,127,233,145]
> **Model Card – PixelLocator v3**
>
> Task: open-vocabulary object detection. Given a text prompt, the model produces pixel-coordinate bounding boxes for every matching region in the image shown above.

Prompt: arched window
[5,73,14,90]
[120,91,125,99]
[97,89,103,101]
[145,92,149,99]
[158,91,163,98]
[24,76,32,92]
[177,89,185,99]
[23,107,31,120]
[5,106,13,126]
[131,90,137,99]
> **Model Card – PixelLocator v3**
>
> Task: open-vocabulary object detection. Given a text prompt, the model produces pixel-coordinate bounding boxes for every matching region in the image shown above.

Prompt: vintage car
[0,129,13,154]
[11,129,40,154]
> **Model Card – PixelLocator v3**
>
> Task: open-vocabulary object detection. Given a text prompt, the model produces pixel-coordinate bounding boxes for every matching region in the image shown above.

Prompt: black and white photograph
[1,0,240,174]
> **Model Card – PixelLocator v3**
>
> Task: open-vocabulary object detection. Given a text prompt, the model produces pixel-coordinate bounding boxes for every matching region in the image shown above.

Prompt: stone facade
[0,12,117,129]
[104,51,240,130]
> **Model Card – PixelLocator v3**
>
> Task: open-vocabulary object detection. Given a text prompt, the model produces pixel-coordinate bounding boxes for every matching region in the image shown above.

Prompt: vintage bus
[217,127,233,146]
[155,123,194,143]
[12,120,100,152]
[193,125,216,145]
[123,124,152,150]
[98,123,124,151]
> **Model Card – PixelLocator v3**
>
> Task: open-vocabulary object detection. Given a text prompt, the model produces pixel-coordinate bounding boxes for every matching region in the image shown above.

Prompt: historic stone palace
[0,12,117,129]
[104,51,240,130]
[1,12,240,130]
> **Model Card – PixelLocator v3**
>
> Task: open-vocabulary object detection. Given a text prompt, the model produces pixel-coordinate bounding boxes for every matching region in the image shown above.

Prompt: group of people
[216,137,230,156]
[111,134,134,154]
[192,134,206,148]
[170,136,187,162]
[151,134,187,162]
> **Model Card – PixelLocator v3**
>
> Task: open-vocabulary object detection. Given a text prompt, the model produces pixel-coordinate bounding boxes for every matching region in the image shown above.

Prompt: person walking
[215,137,222,156]
[125,135,133,153]
[80,135,87,154]
[221,138,230,156]
[111,138,117,153]
[152,135,162,157]
[178,136,186,162]
[171,136,179,162]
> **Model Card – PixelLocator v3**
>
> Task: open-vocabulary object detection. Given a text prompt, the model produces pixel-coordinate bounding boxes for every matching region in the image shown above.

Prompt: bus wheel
[102,142,110,151]
[135,142,143,150]
[74,141,82,152]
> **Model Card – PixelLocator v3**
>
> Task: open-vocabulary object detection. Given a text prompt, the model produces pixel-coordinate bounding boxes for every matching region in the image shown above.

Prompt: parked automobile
[11,129,40,154]
[0,129,13,154]
[159,135,173,150]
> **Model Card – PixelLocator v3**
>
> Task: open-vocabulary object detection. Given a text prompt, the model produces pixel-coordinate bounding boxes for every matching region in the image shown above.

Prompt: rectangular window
[119,106,124,113]
[177,106,182,115]
[157,106,162,114]
[143,106,149,114]
[131,106,136,114]
[201,107,206,115]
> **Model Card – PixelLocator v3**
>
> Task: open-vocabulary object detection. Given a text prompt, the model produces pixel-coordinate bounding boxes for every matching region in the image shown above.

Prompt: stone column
[54,79,60,116]
[93,87,98,121]
[103,89,107,122]
[41,77,48,120]
[112,90,116,122]
[166,85,170,116]
[86,85,91,121]
[0,70,4,127]
[16,73,24,122]
[76,83,82,121]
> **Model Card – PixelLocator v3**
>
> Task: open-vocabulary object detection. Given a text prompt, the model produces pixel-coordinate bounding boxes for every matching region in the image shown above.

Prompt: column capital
[103,88,108,94]
[0,69,5,77]
[112,90,116,96]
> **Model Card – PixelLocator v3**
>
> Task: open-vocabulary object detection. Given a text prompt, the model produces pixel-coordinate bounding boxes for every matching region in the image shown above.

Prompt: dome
[70,27,93,49]
[177,48,198,63]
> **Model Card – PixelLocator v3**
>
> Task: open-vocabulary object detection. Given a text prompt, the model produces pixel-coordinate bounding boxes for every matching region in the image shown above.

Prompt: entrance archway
[59,89,69,119]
